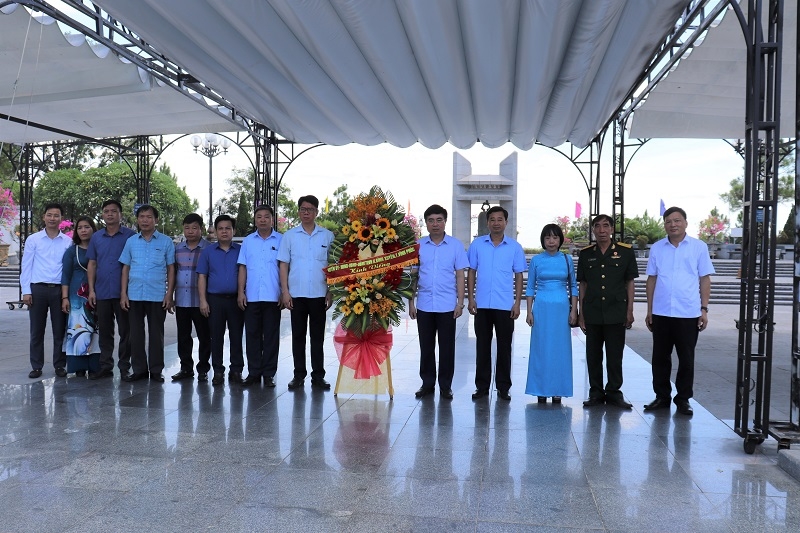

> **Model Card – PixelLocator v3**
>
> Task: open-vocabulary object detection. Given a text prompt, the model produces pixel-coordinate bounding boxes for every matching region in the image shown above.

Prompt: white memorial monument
[451,152,518,246]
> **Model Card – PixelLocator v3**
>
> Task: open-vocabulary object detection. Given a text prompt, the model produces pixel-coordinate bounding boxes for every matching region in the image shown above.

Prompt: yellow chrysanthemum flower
[386,228,396,239]
[353,302,365,315]
[351,220,362,231]
[340,304,351,316]
[342,226,350,235]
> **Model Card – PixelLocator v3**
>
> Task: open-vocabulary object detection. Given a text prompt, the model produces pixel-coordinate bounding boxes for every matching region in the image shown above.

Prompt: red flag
[575,202,582,219]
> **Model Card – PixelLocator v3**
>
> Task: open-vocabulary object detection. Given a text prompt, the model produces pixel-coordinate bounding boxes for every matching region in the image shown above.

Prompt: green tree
[779,205,796,244]
[316,184,352,228]
[623,210,666,244]
[720,152,794,225]
[217,168,298,231]
[234,192,251,236]
[566,216,589,243]
[33,162,197,236]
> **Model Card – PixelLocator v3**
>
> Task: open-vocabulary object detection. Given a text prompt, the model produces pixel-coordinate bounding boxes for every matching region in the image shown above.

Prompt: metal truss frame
[540,135,603,242]
[611,119,649,243]
[732,0,789,454]
[785,0,800,445]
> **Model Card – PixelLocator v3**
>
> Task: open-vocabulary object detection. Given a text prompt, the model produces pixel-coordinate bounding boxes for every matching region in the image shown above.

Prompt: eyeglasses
[299,207,317,214]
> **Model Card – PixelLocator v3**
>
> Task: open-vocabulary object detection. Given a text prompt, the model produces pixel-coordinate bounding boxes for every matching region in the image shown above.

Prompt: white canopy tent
[630,0,797,139]
[0,3,244,144]
[28,0,691,150]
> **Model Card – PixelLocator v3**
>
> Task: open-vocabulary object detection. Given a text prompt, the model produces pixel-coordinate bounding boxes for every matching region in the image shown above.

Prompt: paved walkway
[1,287,799,531]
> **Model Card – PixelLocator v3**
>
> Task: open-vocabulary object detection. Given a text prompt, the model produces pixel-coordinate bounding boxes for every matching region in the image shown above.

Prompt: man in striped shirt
[172,213,211,382]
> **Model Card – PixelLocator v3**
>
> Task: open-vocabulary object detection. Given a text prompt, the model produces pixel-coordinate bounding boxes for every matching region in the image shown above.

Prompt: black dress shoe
[441,389,454,400]
[583,396,606,407]
[552,397,562,404]
[28,369,42,379]
[497,391,511,401]
[89,368,114,380]
[537,396,547,403]
[55,367,67,377]
[242,374,261,386]
[228,372,243,384]
[674,398,694,416]
[414,387,434,399]
[472,389,489,400]
[150,373,165,383]
[644,397,672,411]
[606,397,632,409]
[211,373,224,386]
[197,372,208,383]
[171,370,194,381]
[311,378,331,390]
[123,372,149,382]
[264,376,276,388]
[287,378,304,390]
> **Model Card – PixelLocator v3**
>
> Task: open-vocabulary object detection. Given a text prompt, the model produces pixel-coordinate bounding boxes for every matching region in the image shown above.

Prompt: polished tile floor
[1,312,799,532]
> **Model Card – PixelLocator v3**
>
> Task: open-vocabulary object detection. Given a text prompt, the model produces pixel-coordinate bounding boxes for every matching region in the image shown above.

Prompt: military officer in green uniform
[577,214,638,408]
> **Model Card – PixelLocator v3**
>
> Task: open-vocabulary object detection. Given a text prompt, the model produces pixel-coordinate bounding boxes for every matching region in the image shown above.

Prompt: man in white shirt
[21,203,72,378]
[644,206,715,416]
[278,195,334,391]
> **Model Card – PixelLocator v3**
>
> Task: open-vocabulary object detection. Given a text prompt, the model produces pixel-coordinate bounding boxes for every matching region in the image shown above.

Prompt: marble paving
[1,311,798,532]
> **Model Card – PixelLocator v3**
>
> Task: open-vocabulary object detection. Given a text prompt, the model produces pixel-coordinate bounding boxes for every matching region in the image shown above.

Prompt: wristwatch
[700,306,709,312]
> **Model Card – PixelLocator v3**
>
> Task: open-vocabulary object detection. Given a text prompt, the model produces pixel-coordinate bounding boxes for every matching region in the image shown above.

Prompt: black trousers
[244,301,281,378]
[290,297,326,381]
[208,294,244,374]
[175,306,211,373]
[474,308,514,393]
[417,310,456,391]
[651,314,699,401]
[29,283,66,370]
[128,300,166,375]
[96,298,130,373]
[585,323,626,401]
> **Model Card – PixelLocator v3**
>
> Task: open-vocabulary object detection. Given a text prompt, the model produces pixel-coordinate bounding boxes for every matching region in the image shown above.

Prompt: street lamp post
[190,133,231,228]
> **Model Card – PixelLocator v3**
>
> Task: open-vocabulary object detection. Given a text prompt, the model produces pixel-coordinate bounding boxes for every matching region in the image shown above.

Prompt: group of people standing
[410,205,713,415]
[21,195,334,390]
[23,197,713,414]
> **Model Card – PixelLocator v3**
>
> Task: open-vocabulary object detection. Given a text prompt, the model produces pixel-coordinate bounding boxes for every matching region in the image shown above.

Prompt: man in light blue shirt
[278,194,334,391]
[409,204,468,400]
[21,202,72,379]
[237,205,282,387]
[644,206,714,416]
[119,204,175,382]
[467,206,526,401]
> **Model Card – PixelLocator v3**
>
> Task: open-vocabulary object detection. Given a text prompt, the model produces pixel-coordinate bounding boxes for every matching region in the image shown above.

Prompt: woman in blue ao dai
[525,224,578,402]
[61,217,101,376]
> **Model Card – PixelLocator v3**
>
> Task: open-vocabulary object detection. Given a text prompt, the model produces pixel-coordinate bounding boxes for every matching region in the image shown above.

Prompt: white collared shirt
[20,229,72,294]
[646,235,715,318]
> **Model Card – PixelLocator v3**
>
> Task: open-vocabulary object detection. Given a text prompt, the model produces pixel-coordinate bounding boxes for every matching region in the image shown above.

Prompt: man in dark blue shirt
[198,215,243,386]
[86,199,135,380]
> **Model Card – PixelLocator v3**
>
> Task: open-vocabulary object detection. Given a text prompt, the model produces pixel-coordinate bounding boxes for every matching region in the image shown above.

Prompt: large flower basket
[324,187,418,399]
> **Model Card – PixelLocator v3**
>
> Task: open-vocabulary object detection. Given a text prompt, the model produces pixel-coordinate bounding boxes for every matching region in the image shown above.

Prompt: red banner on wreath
[324,244,419,283]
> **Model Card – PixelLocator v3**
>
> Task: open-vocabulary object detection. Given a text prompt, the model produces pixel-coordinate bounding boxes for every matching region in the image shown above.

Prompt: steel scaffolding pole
[733,0,786,454]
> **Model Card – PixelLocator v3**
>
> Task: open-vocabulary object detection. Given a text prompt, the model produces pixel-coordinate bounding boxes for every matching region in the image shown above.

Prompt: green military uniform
[577,241,638,402]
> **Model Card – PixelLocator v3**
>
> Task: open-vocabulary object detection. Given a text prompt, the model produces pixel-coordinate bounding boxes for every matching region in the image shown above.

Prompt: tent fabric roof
[629,0,797,139]
[0,3,243,144]
[89,0,692,150]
